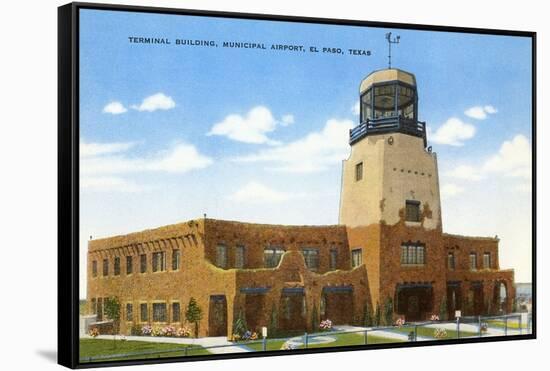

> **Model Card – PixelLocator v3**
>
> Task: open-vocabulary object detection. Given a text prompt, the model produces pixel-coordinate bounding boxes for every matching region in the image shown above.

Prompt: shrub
[130,324,142,336]
[141,324,152,336]
[176,326,191,338]
[151,326,162,337]
[161,325,176,337]
[319,319,333,331]
[89,327,100,338]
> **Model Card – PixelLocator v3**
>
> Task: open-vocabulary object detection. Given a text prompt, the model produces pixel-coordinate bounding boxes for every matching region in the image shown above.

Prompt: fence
[80,313,532,363]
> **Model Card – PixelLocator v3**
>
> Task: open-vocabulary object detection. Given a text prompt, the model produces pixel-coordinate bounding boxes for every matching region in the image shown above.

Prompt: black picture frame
[58,2,537,368]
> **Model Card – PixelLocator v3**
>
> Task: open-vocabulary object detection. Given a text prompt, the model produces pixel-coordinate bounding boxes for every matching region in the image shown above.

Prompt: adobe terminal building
[86,68,515,337]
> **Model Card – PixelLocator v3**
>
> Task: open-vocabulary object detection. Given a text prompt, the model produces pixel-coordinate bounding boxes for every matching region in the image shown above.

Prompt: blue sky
[78,9,533,294]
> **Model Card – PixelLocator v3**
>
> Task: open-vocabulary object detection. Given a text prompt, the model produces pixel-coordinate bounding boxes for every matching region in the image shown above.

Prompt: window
[447,253,455,270]
[140,303,148,322]
[172,302,181,322]
[469,253,477,270]
[330,249,338,270]
[216,244,227,268]
[92,260,97,277]
[153,303,167,322]
[91,298,97,315]
[264,247,285,268]
[126,256,133,274]
[401,244,426,265]
[351,248,362,268]
[397,85,416,119]
[172,249,180,270]
[140,254,147,273]
[102,259,109,276]
[126,303,133,321]
[302,248,320,271]
[114,257,120,276]
[360,89,373,122]
[373,84,397,118]
[405,200,421,222]
[355,162,363,181]
[152,252,166,272]
[483,253,491,269]
[235,245,245,269]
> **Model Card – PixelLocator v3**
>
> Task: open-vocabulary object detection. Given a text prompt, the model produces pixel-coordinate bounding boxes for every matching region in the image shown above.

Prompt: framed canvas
[58,2,537,368]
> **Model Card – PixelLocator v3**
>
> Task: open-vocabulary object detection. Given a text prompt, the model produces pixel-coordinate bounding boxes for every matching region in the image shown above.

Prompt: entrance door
[208,295,227,336]
[407,295,420,320]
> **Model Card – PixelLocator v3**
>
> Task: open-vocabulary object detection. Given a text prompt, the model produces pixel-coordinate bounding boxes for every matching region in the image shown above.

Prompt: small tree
[374,302,381,327]
[233,310,247,337]
[363,301,373,327]
[185,297,203,338]
[439,296,448,321]
[104,297,121,348]
[383,297,393,326]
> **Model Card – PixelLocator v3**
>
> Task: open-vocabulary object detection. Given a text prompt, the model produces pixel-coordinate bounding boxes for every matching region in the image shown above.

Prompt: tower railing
[350,116,427,147]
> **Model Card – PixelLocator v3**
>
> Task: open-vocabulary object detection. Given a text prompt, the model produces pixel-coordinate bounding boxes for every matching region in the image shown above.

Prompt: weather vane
[385,32,400,69]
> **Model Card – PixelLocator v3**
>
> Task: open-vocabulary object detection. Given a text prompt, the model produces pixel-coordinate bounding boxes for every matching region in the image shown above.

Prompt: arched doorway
[492,281,508,314]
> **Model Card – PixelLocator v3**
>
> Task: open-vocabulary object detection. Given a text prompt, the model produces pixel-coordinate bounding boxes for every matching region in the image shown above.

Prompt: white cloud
[281,114,295,126]
[352,101,360,115]
[103,101,127,115]
[233,118,353,173]
[464,105,498,120]
[428,117,476,146]
[81,176,148,193]
[482,134,531,180]
[207,106,283,145]
[440,183,464,199]
[227,181,291,203]
[445,165,483,181]
[82,142,212,176]
[80,141,136,157]
[131,93,176,112]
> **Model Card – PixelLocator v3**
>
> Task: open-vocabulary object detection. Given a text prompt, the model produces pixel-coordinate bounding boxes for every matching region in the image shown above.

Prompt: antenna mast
[385,32,400,69]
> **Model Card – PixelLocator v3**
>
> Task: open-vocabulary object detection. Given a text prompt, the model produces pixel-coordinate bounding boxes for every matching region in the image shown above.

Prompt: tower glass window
[405,200,421,222]
[360,89,373,122]
[397,85,416,119]
[373,84,397,118]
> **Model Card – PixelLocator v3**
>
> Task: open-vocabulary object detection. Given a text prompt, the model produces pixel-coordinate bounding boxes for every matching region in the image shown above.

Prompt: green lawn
[392,326,478,339]
[243,332,403,351]
[487,319,529,329]
[79,339,209,362]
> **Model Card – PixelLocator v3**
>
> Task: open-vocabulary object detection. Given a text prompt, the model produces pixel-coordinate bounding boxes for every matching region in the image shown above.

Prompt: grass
[242,332,404,351]
[487,319,529,330]
[79,339,209,362]
[392,326,478,339]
